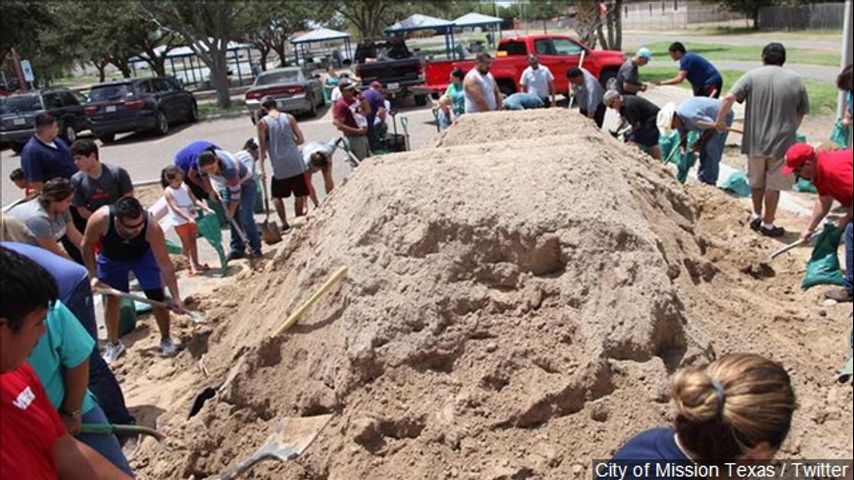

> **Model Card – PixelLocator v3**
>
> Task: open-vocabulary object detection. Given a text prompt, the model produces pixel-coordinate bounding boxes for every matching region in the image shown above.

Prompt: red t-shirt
[814,149,853,206]
[333,97,358,130]
[1,363,66,479]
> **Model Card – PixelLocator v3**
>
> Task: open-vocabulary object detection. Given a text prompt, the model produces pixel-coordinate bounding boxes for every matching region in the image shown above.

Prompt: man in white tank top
[464,52,502,113]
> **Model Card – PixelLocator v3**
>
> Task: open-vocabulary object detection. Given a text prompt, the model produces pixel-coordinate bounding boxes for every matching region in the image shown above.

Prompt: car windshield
[89,84,134,101]
[0,94,42,114]
[256,71,302,86]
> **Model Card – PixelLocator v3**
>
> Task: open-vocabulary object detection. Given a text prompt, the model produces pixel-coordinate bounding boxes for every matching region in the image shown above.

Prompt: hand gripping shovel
[187,267,348,419]
[767,228,824,262]
[215,414,333,480]
[219,200,260,269]
[95,286,207,324]
[259,175,282,245]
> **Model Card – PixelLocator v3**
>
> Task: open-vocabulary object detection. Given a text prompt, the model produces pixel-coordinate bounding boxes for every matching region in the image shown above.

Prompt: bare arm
[81,210,108,281]
[147,222,181,306]
[54,434,131,479]
[494,81,502,110]
[76,206,93,220]
[257,119,268,176]
[332,116,364,136]
[714,93,737,132]
[656,70,687,86]
[464,75,489,112]
[66,222,83,250]
[802,196,834,240]
[288,114,305,145]
[37,237,73,261]
[321,165,334,194]
[59,360,89,435]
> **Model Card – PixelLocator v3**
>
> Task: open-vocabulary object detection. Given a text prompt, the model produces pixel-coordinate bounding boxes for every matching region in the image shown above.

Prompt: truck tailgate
[356,58,423,89]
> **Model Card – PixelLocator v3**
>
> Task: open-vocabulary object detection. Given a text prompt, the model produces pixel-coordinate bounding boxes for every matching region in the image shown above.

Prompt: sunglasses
[120,219,145,230]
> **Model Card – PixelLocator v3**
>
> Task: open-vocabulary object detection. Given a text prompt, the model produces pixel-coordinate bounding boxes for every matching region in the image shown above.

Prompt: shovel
[187,267,348,419]
[259,176,282,245]
[81,423,166,443]
[216,414,333,480]
[95,286,207,324]
[767,228,824,262]
[218,200,260,269]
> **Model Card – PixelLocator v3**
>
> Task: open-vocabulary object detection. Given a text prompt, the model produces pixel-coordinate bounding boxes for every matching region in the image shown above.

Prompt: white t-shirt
[520,66,554,99]
[166,184,194,226]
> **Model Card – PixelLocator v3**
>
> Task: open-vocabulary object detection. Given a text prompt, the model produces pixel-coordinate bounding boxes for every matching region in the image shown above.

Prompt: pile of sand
[127,109,851,479]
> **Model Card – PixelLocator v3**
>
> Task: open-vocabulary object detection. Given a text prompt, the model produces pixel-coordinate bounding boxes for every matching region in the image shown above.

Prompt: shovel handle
[95,287,204,322]
[81,423,166,442]
[271,267,348,338]
[768,228,824,260]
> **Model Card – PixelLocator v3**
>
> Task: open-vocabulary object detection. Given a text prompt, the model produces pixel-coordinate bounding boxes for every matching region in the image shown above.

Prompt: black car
[85,77,198,142]
[0,88,89,153]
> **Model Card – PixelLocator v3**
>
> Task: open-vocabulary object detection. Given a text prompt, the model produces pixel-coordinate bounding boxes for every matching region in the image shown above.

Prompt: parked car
[244,67,325,122]
[0,88,88,153]
[84,77,198,143]
[423,34,625,98]
[354,38,428,106]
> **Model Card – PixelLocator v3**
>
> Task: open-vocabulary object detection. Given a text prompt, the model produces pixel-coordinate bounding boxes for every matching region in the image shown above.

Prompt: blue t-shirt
[1,242,87,305]
[504,92,545,111]
[174,140,220,173]
[28,301,98,414]
[363,88,385,127]
[675,97,732,132]
[679,53,722,89]
[20,136,77,183]
[611,427,688,460]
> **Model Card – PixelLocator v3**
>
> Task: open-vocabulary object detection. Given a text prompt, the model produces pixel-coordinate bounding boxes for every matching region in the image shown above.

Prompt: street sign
[21,60,34,82]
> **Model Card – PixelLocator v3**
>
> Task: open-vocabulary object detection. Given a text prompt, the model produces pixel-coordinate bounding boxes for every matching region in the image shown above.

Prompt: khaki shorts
[747,155,794,191]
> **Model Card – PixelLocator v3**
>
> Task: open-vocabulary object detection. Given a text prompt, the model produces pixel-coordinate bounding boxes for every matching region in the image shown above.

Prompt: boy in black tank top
[81,197,183,364]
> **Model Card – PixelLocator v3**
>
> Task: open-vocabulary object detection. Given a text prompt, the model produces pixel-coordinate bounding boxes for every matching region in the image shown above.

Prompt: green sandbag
[166,238,183,255]
[794,177,817,193]
[196,213,228,277]
[796,133,807,144]
[675,130,700,184]
[119,298,137,336]
[802,223,847,290]
[659,131,680,164]
[254,176,263,214]
[830,119,851,148]
[206,199,228,228]
[719,171,751,198]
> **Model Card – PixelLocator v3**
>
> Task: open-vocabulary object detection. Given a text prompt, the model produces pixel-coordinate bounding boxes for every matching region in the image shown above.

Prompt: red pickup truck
[423,34,625,97]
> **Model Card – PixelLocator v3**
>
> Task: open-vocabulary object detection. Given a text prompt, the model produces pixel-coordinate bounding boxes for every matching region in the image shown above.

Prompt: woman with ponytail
[610,353,796,463]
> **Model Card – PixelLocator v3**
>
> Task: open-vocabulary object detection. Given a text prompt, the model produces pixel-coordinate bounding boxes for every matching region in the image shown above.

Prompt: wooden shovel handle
[271,267,348,338]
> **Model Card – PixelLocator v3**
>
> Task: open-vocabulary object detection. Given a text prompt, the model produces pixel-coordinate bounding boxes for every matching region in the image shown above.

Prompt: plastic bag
[675,130,700,184]
[830,119,851,148]
[254,176,264,214]
[659,131,681,164]
[197,213,228,277]
[802,223,846,290]
[794,177,818,193]
[719,171,751,198]
[166,238,183,255]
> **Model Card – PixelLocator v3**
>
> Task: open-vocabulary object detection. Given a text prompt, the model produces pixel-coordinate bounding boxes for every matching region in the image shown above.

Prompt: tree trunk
[96,63,107,82]
[613,0,623,50]
[272,41,288,68]
[151,57,167,77]
[596,25,607,49]
[259,50,269,71]
[112,59,132,78]
[210,49,231,108]
[752,5,761,30]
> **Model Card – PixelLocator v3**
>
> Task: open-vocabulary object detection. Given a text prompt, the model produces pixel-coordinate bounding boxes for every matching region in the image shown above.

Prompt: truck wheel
[414,94,428,106]
[497,81,516,98]
[98,134,115,144]
[62,122,77,143]
[599,69,618,90]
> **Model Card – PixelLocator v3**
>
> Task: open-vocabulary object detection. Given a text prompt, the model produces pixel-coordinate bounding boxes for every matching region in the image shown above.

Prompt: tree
[331,1,451,41]
[0,1,53,65]
[142,0,253,107]
[244,1,318,71]
[526,0,572,34]
[704,0,786,30]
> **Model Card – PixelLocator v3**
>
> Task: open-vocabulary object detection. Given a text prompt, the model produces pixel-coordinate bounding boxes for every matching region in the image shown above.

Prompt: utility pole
[10,48,27,92]
[838,0,852,119]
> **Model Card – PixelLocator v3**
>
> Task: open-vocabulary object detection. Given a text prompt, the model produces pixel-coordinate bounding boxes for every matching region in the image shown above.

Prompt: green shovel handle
[81,423,166,442]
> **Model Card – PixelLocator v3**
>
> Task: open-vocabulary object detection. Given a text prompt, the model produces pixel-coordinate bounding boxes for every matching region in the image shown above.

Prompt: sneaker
[226,250,246,261]
[102,341,126,365]
[825,288,854,303]
[160,337,177,357]
[749,216,762,231]
[759,225,786,237]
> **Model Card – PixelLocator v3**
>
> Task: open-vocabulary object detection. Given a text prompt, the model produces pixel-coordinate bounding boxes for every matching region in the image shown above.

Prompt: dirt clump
[127,109,851,479]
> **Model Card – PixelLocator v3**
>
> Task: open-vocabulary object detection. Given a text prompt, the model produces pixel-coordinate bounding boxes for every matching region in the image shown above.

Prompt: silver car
[244,67,325,122]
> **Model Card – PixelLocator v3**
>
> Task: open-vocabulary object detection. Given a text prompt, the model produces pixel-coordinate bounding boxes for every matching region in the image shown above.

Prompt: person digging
[782,143,853,302]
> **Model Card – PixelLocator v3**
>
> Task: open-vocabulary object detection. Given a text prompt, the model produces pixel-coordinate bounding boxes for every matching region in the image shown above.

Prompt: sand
[118,109,852,479]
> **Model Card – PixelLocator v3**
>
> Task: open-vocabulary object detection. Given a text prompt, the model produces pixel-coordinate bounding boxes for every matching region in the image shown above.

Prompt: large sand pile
[127,109,851,479]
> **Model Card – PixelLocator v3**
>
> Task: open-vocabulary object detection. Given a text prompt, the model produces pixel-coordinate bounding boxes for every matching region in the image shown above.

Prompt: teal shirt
[445,83,465,116]
[28,301,98,414]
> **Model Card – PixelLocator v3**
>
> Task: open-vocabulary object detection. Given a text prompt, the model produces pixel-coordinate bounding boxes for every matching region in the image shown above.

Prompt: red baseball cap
[782,143,815,175]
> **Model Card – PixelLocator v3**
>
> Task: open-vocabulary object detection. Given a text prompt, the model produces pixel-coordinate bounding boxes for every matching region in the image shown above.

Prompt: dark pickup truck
[354,39,428,106]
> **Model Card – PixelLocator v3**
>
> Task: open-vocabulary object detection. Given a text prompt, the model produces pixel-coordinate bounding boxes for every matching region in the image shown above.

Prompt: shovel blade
[261,221,282,245]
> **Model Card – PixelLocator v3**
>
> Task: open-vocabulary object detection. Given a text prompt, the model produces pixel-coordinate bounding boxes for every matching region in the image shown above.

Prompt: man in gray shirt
[567,67,605,128]
[69,139,134,227]
[257,96,307,230]
[715,42,809,237]
[615,48,651,95]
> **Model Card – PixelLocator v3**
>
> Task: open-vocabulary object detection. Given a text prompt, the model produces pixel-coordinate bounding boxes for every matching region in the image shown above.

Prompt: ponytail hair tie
[711,379,726,417]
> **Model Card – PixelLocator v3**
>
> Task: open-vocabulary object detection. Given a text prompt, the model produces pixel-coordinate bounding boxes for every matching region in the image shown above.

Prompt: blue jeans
[224,181,261,256]
[67,280,135,427]
[697,111,733,185]
[845,222,853,296]
[79,405,134,476]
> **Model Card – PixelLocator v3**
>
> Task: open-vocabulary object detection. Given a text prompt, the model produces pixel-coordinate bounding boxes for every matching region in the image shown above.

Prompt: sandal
[196,263,211,272]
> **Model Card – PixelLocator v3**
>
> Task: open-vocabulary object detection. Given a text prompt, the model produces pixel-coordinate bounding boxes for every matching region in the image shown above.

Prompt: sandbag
[719,171,751,198]
[794,177,818,193]
[166,238,183,255]
[659,131,681,164]
[802,223,846,290]
[830,119,851,148]
[675,130,700,184]
[254,176,264,214]
[197,213,228,277]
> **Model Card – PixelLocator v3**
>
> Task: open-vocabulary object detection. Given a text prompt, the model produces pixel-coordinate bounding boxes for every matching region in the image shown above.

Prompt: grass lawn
[624,41,839,67]
[686,26,843,40]
[640,66,840,114]
[198,101,246,119]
